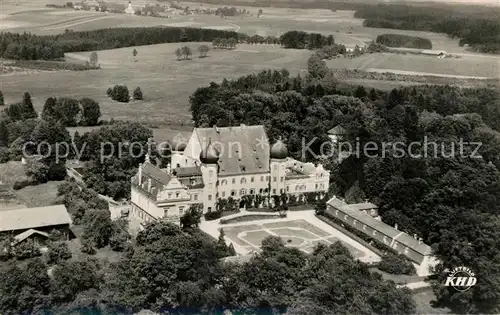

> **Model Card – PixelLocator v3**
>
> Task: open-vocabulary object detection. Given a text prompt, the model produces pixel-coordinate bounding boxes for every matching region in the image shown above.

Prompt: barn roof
[0,205,72,233]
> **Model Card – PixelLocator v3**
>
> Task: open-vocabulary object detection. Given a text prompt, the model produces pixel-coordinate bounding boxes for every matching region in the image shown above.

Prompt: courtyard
[200,210,380,263]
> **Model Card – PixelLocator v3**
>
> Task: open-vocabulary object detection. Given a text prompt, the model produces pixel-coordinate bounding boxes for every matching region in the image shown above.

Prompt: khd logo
[444,267,477,292]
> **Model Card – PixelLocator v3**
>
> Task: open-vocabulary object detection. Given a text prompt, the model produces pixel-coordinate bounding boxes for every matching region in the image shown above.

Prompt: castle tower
[170,136,187,169]
[269,137,288,203]
[199,139,219,212]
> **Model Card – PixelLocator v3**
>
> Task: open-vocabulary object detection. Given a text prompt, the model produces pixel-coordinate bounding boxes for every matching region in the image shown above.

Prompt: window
[175,192,180,198]
[273,165,278,171]
[164,209,169,217]
[266,176,270,181]
[193,194,198,201]
[232,178,236,184]
[231,190,235,196]
[260,176,264,182]
[222,191,225,197]
[241,178,246,184]
[280,177,284,182]
[273,177,277,182]
[335,209,339,215]
[264,188,268,193]
[209,183,213,188]
[279,188,283,194]
[168,193,172,198]
[179,206,185,216]
[250,189,255,194]
[315,184,318,189]
[363,224,367,231]
[295,185,299,191]
[272,189,276,194]
[240,188,246,196]
[251,176,254,183]
[259,188,263,193]
[286,186,289,192]
[208,195,212,201]
[353,220,357,226]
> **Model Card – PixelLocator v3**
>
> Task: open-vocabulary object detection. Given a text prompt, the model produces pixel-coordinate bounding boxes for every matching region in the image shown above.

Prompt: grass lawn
[0,161,28,186]
[14,181,63,207]
[326,52,500,78]
[2,43,311,125]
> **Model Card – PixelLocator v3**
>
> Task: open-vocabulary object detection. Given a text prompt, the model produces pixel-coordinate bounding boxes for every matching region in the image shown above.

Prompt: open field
[14,181,62,207]
[1,43,311,125]
[327,52,500,78]
[0,0,480,54]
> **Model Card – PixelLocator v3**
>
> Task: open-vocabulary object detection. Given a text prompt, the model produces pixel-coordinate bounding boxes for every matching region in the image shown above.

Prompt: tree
[257,8,263,17]
[89,51,98,67]
[133,87,143,100]
[80,98,101,126]
[111,85,130,103]
[132,48,138,60]
[227,38,237,49]
[82,209,113,248]
[180,204,203,229]
[307,54,328,78]
[0,90,4,105]
[46,241,72,265]
[26,159,49,184]
[198,44,209,58]
[175,47,182,60]
[41,97,57,121]
[181,46,192,60]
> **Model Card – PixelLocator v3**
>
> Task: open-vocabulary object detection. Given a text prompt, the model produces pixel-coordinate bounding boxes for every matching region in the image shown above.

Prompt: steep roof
[12,229,49,245]
[194,125,270,176]
[142,162,172,188]
[327,125,346,135]
[0,205,72,233]
[173,166,202,177]
[326,198,431,256]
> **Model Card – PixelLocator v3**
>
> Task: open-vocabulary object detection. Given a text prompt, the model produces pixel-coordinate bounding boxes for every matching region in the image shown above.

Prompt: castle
[130,125,330,224]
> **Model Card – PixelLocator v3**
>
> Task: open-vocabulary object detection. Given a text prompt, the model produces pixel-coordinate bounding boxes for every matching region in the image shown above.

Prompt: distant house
[0,205,74,246]
[325,197,439,277]
[327,125,347,144]
[422,50,446,57]
[125,1,135,14]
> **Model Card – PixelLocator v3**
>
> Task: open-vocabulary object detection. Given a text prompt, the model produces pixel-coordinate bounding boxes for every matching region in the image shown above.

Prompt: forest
[280,30,335,49]
[189,68,500,314]
[0,27,239,60]
[356,4,500,53]
[375,34,432,49]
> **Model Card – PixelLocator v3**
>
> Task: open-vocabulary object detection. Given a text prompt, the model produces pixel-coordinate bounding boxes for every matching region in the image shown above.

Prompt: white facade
[130,125,330,225]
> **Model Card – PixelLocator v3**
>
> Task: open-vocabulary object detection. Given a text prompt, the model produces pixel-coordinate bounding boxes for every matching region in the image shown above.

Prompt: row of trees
[0,27,239,60]
[355,4,500,53]
[280,30,335,49]
[212,37,237,49]
[41,96,101,126]
[376,34,432,49]
[0,218,416,314]
[190,69,500,313]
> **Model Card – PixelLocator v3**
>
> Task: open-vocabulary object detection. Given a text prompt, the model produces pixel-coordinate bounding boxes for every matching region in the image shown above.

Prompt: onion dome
[199,141,219,164]
[170,137,187,152]
[270,138,288,159]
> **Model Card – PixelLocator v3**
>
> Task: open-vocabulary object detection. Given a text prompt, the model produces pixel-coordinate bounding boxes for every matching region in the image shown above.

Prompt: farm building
[422,50,447,56]
[0,205,73,246]
[325,196,439,276]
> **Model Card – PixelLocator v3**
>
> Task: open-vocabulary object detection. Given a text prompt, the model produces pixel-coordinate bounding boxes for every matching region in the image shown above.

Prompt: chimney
[418,238,422,244]
[138,163,143,185]
[166,163,171,174]
[214,125,219,134]
[394,223,398,230]
[413,234,417,240]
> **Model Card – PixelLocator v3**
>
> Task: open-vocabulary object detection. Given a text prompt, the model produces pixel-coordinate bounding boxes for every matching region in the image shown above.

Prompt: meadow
[326,52,500,79]
[1,0,470,53]
[1,43,311,125]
